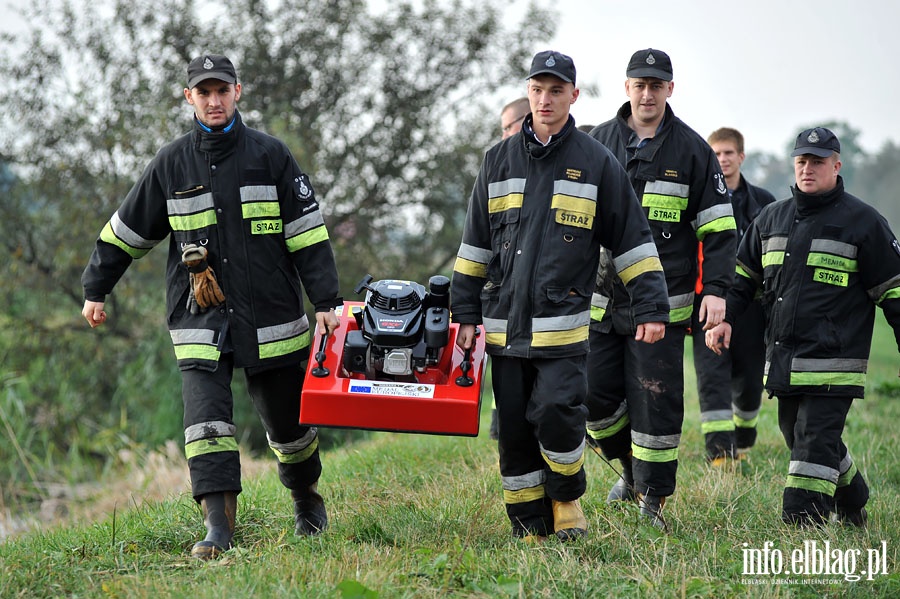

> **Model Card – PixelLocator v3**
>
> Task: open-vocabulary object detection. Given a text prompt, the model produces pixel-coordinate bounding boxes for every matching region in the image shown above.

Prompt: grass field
[1,316,899,597]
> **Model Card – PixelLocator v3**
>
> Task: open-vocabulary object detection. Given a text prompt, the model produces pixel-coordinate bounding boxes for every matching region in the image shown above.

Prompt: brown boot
[551,499,587,542]
[293,484,328,536]
[190,492,237,560]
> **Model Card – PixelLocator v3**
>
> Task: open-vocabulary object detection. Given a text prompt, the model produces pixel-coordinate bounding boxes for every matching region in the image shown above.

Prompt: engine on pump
[342,274,450,381]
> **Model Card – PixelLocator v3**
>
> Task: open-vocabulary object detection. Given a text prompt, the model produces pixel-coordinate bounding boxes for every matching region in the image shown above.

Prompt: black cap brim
[188,72,237,89]
[791,147,835,158]
[626,67,672,81]
[526,69,573,83]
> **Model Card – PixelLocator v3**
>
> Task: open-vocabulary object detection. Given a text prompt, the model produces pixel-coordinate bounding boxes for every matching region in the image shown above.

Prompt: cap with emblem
[187,54,238,89]
[791,127,841,157]
[626,48,673,81]
[527,50,576,84]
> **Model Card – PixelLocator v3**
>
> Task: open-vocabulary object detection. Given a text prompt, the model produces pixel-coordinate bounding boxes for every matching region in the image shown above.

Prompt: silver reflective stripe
[632,431,680,449]
[185,421,236,443]
[591,293,610,309]
[669,292,694,310]
[810,239,857,258]
[501,469,546,491]
[482,317,507,334]
[700,409,734,423]
[267,428,317,454]
[257,315,310,344]
[791,358,868,373]
[614,242,660,270]
[694,203,734,229]
[553,179,598,201]
[532,311,590,332]
[789,460,839,483]
[839,452,854,475]
[868,273,900,301]
[732,405,760,420]
[540,438,585,465]
[645,180,689,197]
[762,236,788,253]
[169,328,216,345]
[167,192,215,215]
[457,243,493,264]
[488,178,526,197]
[284,211,325,237]
[240,185,278,202]
[110,211,159,249]
[587,400,627,430]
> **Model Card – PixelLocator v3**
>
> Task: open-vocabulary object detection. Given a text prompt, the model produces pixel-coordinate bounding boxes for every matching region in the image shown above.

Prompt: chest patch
[813,268,848,287]
[252,219,283,235]
[648,207,681,222]
[556,210,593,229]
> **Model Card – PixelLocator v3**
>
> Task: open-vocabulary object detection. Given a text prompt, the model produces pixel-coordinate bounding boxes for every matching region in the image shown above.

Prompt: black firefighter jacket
[450,115,669,359]
[82,112,340,373]
[590,103,737,332]
[726,177,900,399]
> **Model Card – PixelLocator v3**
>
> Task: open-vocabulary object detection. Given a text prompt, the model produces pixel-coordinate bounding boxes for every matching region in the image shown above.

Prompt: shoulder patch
[714,172,727,195]
[294,174,314,201]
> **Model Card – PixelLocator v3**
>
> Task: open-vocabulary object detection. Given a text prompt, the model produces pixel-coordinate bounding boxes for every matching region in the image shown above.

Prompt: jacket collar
[193,110,244,159]
[792,176,844,215]
[615,102,675,163]
[521,114,575,160]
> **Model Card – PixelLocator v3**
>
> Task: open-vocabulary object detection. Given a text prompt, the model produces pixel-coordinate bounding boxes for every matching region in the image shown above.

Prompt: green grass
[2,315,900,598]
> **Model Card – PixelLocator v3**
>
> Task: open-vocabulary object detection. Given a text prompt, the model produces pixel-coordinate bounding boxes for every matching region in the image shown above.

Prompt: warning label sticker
[348,381,435,398]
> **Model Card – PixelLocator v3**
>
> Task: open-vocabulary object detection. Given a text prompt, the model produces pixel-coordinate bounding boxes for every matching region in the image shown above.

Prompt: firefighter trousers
[585,327,686,497]
[492,354,588,537]
[182,353,322,500]
[690,298,766,459]
[777,395,868,525]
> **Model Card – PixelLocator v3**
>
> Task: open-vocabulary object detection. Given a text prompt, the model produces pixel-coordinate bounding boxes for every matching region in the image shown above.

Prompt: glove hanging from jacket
[181,244,225,312]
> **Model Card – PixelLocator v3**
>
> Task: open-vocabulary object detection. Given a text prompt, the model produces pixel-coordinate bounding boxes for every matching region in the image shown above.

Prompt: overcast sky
[4,0,897,156]
[513,0,899,155]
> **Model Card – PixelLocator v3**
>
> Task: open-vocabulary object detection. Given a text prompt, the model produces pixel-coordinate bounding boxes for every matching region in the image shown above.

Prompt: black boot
[607,455,635,503]
[191,492,237,560]
[293,484,327,536]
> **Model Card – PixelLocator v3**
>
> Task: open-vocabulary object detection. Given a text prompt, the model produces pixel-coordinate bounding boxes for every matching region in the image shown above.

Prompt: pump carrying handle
[311,332,330,378]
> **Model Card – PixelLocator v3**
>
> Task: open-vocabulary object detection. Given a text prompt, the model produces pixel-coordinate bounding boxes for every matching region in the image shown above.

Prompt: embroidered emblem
[893,239,900,257]
[294,175,313,200]
[714,172,727,195]
[646,53,656,65]
[203,57,214,70]
[545,56,556,67]
[808,130,820,144]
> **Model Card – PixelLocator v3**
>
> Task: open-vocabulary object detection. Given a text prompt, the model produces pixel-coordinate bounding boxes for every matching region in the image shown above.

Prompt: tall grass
[1,316,899,597]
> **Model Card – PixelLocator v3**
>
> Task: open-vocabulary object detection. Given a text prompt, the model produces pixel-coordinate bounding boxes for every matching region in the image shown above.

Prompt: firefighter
[451,50,668,542]
[691,128,776,464]
[81,54,341,558]
[707,127,900,527]
[585,48,737,529]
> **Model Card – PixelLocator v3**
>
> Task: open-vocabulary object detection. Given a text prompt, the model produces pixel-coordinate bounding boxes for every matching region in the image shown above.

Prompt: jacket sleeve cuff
[700,284,727,299]
[314,297,343,312]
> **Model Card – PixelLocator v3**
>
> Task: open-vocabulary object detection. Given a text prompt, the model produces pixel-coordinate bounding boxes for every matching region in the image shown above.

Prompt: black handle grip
[311,332,330,378]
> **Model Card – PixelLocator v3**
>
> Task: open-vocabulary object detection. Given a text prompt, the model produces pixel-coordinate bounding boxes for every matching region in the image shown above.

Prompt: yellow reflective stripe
[670,305,693,323]
[806,253,858,272]
[241,201,281,219]
[100,222,151,259]
[641,194,689,210]
[619,256,664,285]
[762,251,785,268]
[586,413,629,440]
[737,264,753,279]
[631,443,678,463]
[488,194,523,213]
[173,344,221,362]
[270,437,318,464]
[837,463,858,487]
[185,436,239,459]
[789,371,865,387]
[503,486,545,504]
[485,332,507,346]
[551,194,596,216]
[259,330,311,360]
[168,211,217,232]
[701,419,735,434]
[286,225,329,252]
[531,326,589,347]
[590,305,607,322]
[786,475,836,496]
[733,414,759,428]
[697,216,737,238]
[542,453,585,476]
[878,287,900,304]
[453,257,487,279]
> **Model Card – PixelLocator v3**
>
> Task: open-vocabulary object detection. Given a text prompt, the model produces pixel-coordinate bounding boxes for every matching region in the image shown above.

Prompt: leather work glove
[181,244,225,312]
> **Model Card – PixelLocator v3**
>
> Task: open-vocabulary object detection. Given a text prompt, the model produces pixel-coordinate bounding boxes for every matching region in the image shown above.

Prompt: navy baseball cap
[527,50,576,84]
[791,127,841,157]
[626,48,673,81]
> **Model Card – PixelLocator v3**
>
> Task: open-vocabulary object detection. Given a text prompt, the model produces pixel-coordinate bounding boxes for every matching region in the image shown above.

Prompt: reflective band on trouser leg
[268,428,319,464]
[184,420,241,499]
[700,409,736,434]
[786,460,838,496]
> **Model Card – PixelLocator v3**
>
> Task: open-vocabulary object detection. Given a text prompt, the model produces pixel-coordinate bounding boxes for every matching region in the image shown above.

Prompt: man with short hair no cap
[586,48,737,529]
[708,127,900,527]
[81,54,342,558]
[451,50,668,542]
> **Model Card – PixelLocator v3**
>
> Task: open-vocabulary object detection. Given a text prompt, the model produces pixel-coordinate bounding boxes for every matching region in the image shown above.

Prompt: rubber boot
[191,492,237,560]
[607,455,635,503]
[638,494,667,531]
[552,499,587,542]
[836,507,867,527]
[293,484,328,536]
